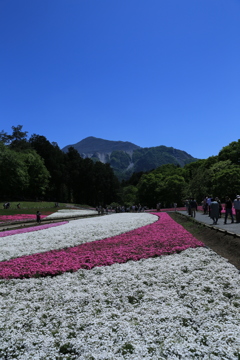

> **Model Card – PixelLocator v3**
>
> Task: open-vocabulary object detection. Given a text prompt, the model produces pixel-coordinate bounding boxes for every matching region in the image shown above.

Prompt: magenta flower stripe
[0,222,68,238]
[0,214,48,222]
[0,213,204,279]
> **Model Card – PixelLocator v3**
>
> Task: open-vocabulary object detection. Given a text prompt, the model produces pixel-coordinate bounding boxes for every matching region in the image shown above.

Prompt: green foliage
[154,163,184,177]
[210,164,240,200]
[183,157,219,202]
[110,150,131,170]
[0,127,120,205]
[29,134,67,201]
[218,139,240,164]
[121,185,138,206]
[21,151,50,198]
[0,130,11,144]
[132,146,196,175]
[0,143,29,199]
[183,156,240,202]
[2,125,240,208]
[184,166,212,201]
[137,164,187,208]
[137,173,163,208]
[133,148,178,173]
[0,201,65,215]
[119,343,135,355]
[124,171,146,186]
[0,144,50,200]
[160,175,186,206]
[103,144,197,180]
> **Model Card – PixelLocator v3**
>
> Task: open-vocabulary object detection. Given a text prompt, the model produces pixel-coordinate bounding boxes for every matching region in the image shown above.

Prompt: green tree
[9,125,30,151]
[184,166,211,202]
[218,140,240,165]
[154,163,183,177]
[138,173,162,208]
[210,161,240,200]
[91,162,119,206]
[65,147,83,203]
[160,175,186,207]
[21,150,50,199]
[29,134,67,201]
[183,158,218,202]
[121,185,138,207]
[0,143,29,199]
[0,130,11,144]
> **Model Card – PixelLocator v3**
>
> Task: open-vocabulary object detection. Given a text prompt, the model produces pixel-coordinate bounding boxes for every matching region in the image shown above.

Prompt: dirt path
[169,212,240,270]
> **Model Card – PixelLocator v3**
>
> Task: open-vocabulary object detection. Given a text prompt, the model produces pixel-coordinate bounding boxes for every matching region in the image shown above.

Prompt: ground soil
[169,212,240,270]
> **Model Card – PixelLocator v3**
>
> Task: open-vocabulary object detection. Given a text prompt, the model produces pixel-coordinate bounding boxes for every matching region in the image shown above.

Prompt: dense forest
[1,126,240,208]
[0,126,119,206]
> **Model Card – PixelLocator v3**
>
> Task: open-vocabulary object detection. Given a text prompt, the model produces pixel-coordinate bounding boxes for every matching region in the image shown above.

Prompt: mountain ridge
[62,136,198,180]
[62,136,141,154]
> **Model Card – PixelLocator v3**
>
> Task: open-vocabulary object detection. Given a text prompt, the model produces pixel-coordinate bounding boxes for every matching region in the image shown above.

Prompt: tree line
[0,126,119,205]
[1,126,240,208]
[121,140,240,208]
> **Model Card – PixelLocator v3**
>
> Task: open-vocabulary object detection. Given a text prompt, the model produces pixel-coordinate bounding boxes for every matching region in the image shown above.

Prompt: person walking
[190,198,197,218]
[233,195,240,223]
[215,197,222,218]
[202,197,208,215]
[36,211,41,224]
[207,196,212,217]
[224,196,234,224]
[210,198,219,225]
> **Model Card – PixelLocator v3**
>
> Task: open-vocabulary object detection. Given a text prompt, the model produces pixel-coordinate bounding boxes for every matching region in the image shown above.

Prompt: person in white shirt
[206,196,212,217]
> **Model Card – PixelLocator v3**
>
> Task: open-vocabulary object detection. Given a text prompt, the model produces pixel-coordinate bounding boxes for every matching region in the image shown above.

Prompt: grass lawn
[0,201,94,216]
[0,201,67,216]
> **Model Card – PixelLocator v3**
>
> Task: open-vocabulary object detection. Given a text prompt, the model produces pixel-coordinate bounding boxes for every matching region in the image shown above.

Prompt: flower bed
[0,212,240,359]
[0,213,203,279]
[0,214,48,222]
[1,248,240,359]
[0,221,68,238]
[46,209,98,218]
[0,213,156,262]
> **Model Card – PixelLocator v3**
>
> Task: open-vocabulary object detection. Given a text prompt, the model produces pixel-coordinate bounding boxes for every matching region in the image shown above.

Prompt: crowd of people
[96,204,147,215]
[185,195,240,225]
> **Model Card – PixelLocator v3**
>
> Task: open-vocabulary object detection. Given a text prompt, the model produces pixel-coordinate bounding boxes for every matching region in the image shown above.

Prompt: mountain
[62,136,140,163]
[62,136,197,179]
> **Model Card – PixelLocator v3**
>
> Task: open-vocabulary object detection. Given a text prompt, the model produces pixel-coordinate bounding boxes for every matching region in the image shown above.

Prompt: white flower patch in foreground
[1,247,240,359]
[0,213,157,261]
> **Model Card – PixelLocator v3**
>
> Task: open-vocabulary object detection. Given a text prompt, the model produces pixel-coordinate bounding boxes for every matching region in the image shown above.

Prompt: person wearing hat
[233,195,240,223]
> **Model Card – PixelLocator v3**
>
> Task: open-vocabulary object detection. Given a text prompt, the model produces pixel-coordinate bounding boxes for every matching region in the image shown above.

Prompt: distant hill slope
[62,136,198,179]
[62,136,141,154]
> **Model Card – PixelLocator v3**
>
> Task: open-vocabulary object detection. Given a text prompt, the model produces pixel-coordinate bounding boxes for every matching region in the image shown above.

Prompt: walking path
[178,209,240,236]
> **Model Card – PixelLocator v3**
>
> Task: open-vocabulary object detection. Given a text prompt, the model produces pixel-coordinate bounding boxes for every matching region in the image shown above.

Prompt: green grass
[0,201,66,216]
[0,201,93,216]
[169,212,206,238]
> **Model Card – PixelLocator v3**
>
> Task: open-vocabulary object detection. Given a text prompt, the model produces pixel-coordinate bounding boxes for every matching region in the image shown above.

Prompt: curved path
[177,209,240,236]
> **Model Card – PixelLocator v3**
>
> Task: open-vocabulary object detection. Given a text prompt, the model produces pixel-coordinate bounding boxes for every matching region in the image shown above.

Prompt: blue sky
[1,0,240,159]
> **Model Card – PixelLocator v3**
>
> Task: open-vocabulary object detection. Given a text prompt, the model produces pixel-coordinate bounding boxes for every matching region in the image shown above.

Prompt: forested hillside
[121,140,240,208]
[0,126,119,205]
[1,126,240,209]
[63,136,197,180]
